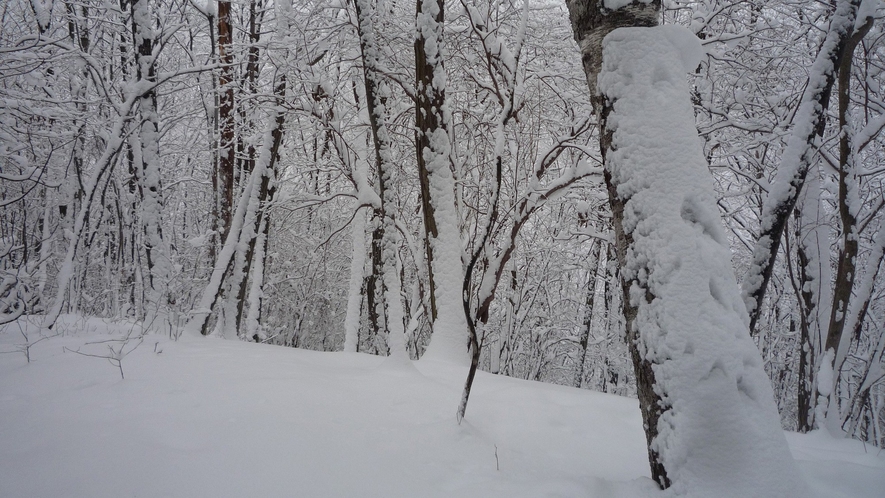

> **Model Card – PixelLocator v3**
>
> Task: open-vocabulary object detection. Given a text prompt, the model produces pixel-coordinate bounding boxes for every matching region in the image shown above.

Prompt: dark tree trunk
[414,0,447,323]
[564,0,668,487]
[217,1,235,244]
[574,240,602,389]
[795,223,817,432]
[233,74,286,336]
[743,0,864,335]
[354,0,408,357]
[366,215,385,348]
[824,16,873,360]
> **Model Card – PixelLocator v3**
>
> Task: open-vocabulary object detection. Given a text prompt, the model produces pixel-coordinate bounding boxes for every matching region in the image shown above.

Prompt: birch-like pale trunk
[343,205,367,352]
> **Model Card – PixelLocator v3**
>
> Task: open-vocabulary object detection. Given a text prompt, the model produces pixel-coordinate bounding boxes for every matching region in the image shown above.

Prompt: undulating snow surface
[1,316,883,497]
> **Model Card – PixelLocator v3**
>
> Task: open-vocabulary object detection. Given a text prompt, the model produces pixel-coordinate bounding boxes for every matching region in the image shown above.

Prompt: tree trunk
[130,0,171,325]
[574,239,602,389]
[344,205,368,352]
[354,0,407,359]
[233,93,285,338]
[795,217,817,432]
[365,214,385,352]
[821,16,874,428]
[564,0,665,484]
[742,0,864,335]
[414,0,469,364]
[565,1,804,493]
[217,1,235,245]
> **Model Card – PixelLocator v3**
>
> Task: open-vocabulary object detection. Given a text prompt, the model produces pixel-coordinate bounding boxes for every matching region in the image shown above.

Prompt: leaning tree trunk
[183,116,281,338]
[185,2,290,339]
[44,108,130,329]
[565,1,805,494]
[820,13,874,430]
[742,0,864,335]
[232,87,285,339]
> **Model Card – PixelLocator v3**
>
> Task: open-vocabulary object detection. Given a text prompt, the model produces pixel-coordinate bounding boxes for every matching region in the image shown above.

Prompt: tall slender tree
[414,0,470,363]
[353,0,408,359]
[130,0,172,325]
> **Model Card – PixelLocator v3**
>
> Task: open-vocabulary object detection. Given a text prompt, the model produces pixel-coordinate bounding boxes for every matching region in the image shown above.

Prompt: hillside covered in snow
[1,316,882,497]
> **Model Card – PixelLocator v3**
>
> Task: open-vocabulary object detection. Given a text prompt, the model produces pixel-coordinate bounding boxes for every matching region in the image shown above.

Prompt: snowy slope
[1,316,882,497]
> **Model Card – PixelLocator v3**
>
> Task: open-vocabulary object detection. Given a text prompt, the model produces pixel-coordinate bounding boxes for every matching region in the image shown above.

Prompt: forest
[1,0,884,494]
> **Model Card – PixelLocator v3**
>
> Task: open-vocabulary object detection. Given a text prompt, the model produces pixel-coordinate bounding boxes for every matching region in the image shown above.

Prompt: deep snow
[1,315,883,497]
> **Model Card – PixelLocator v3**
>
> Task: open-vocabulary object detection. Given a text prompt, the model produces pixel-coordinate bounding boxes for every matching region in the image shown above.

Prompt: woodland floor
[1,315,882,497]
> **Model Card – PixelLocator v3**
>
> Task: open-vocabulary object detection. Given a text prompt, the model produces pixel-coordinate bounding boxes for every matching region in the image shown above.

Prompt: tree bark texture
[414,0,443,323]
[414,0,470,364]
[217,1,235,244]
[825,15,873,363]
[130,0,171,319]
[564,0,667,487]
[742,0,863,335]
[566,2,804,494]
[354,0,408,358]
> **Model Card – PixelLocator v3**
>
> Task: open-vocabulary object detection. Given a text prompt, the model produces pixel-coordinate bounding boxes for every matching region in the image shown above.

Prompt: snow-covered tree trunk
[184,116,280,339]
[43,122,128,329]
[818,12,875,431]
[354,0,407,359]
[574,239,602,389]
[184,156,260,337]
[45,3,93,323]
[838,221,885,432]
[343,204,367,352]
[243,214,268,340]
[185,1,289,340]
[130,0,171,327]
[741,0,864,334]
[414,0,469,364]
[215,0,235,248]
[415,0,441,325]
[232,102,284,339]
[793,174,831,432]
[566,1,806,493]
[365,218,385,352]
[491,265,518,376]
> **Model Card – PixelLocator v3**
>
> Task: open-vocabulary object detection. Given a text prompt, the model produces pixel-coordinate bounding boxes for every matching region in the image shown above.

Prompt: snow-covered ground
[1,316,882,497]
